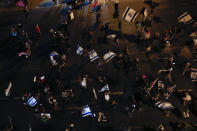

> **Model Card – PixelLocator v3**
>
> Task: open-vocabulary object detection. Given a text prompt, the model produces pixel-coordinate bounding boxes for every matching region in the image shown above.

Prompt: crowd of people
[3,0,197,130]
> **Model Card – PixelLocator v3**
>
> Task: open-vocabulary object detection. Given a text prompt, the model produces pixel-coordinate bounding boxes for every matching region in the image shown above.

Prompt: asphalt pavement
[0,0,197,131]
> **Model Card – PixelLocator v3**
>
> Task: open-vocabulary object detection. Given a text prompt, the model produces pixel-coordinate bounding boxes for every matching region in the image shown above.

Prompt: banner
[123,7,138,23]
[191,68,197,82]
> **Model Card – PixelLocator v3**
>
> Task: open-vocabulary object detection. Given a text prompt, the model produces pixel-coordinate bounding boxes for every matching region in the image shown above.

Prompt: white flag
[107,34,116,39]
[155,101,174,110]
[49,51,59,66]
[99,84,110,92]
[41,113,51,119]
[27,96,37,106]
[103,51,117,62]
[5,81,12,96]
[76,45,84,55]
[82,105,92,117]
[178,12,194,24]
[89,50,99,62]
[123,7,138,23]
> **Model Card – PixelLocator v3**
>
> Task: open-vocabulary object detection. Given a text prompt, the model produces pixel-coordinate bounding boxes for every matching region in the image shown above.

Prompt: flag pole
[8,116,13,129]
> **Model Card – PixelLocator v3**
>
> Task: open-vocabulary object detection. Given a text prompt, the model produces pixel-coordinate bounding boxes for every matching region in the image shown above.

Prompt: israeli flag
[178,12,194,24]
[123,7,138,23]
[89,50,99,62]
[82,105,92,117]
[41,113,51,119]
[99,84,109,92]
[191,68,197,82]
[27,97,37,106]
[107,34,116,40]
[155,101,174,110]
[76,45,84,55]
[49,51,59,66]
[103,51,117,62]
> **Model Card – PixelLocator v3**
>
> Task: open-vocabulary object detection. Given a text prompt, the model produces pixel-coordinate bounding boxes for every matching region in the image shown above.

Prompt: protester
[35,24,41,36]
[183,92,191,107]
[5,0,197,130]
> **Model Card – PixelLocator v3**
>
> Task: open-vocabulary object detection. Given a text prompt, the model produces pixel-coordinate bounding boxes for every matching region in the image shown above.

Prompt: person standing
[35,24,41,36]
[24,5,29,19]
[96,12,101,23]
[183,92,191,107]
[24,0,28,6]
[118,21,121,33]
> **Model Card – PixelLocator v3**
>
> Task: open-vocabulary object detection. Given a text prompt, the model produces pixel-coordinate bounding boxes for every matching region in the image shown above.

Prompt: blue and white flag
[178,12,194,24]
[191,68,197,82]
[76,45,84,55]
[82,105,92,117]
[107,34,116,40]
[103,51,117,62]
[155,101,174,110]
[89,50,99,62]
[99,84,109,92]
[27,97,37,106]
[49,51,59,66]
[123,7,138,23]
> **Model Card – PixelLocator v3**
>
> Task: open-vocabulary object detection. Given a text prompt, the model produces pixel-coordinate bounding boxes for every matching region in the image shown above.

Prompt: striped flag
[89,50,99,62]
[82,105,93,117]
[178,12,194,24]
[49,51,59,66]
[103,51,117,62]
[123,7,138,23]
[27,97,37,106]
[191,68,197,82]
[155,101,174,110]
[76,45,84,55]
